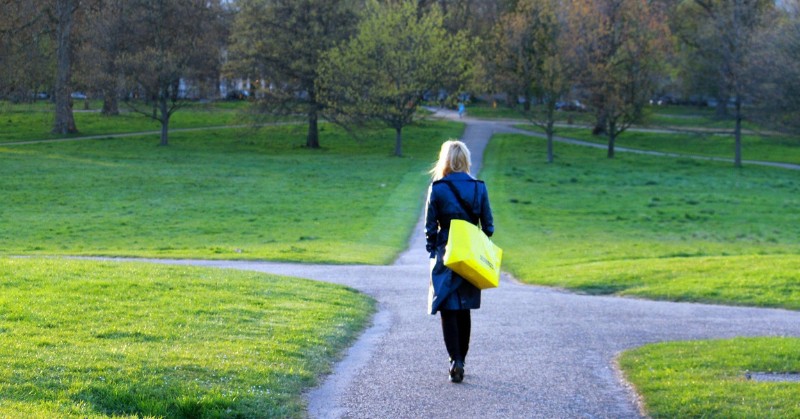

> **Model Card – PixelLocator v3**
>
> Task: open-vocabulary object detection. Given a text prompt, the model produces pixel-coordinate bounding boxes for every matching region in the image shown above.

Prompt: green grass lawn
[533,255,800,310]
[518,124,800,165]
[482,133,800,309]
[0,100,297,143]
[457,101,525,120]
[0,121,462,263]
[644,108,727,129]
[463,101,596,124]
[462,101,747,130]
[5,99,800,417]
[619,337,800,418]
[0,257,374,418]
[641,105,764,130]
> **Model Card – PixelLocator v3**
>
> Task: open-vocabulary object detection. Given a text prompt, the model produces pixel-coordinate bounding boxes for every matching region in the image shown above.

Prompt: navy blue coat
[425,172,494,314]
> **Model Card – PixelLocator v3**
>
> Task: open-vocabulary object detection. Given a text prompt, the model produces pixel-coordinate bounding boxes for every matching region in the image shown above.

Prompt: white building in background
[175,77,263,101]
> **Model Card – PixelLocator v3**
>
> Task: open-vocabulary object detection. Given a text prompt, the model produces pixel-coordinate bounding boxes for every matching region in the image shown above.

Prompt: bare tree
[1,0,94,133]
[490,0,571,163]
[418,0,507,35]
[51,0,80,134]
[564,0,671,158]
[226,0,359,149]
[748,1,800,135]
[0,2,53,102]
[75,0,128,115]
[674,0,775,167]
[117,0,223,146]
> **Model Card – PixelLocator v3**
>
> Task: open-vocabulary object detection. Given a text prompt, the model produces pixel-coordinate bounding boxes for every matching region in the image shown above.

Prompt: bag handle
[441,180,480,224]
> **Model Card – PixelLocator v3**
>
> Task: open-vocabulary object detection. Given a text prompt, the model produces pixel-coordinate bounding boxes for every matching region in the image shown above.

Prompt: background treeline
[1,0,798,158]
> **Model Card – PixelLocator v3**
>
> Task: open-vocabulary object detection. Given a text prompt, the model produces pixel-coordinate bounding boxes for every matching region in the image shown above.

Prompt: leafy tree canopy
[318,0,475,156]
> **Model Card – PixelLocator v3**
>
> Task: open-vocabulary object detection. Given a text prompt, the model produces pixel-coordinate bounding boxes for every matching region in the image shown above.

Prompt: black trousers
[440,309,471,363]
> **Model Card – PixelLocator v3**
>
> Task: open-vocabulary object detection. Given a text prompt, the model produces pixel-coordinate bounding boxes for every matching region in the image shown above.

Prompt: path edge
[305,304,393,418]
[612,352,649,418]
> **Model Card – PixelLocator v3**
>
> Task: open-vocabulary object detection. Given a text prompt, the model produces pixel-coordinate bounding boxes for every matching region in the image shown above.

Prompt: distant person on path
[425,140,494,383]
[457,101,466,118]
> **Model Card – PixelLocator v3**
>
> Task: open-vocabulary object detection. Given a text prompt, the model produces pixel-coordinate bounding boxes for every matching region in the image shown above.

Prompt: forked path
[135,117,800,418]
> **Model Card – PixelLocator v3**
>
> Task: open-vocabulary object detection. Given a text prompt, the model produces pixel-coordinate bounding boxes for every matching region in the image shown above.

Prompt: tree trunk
[734,96,742,167]
[394,126,403,157]
[593,112,607,136]
[546,106,555,164]
[101,60,120,115]
[306,94,320,148]
[505,91,517,107]
[715,96,729,118]
[52,0,78,135]
[306,111,320,148]
[102,90,119,116]
[159,97,169,146]
[607,119,616,159]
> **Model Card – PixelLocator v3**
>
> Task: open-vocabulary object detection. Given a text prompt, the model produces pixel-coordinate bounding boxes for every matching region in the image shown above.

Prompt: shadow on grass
[573,283,632,295]
[75,380,231,418]
[70,366,299,418]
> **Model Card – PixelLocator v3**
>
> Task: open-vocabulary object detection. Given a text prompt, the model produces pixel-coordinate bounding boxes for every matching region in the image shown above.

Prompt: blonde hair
[430,140,471,181]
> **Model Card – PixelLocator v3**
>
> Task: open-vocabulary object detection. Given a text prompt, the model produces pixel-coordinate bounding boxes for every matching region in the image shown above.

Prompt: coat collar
[443,172,475,181]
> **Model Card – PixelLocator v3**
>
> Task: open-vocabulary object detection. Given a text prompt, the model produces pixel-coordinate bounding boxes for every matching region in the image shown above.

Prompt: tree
[428,0,515,106]
[201,0,232,100]
[51,0,80,134]
[675,0,775,167]
[490,0,570,163]
[226,0,358,149]
[1,0,95,133]
[76,0,127,115]
[0,1,54,102]
[748,1,800,134]
[318,0,474,157]
[417,0,509,35]
[117,0,222,146]
[564,0,671,158]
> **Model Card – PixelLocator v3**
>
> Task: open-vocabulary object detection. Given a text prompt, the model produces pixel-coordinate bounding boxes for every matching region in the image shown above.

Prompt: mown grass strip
[0,121,462,263]
[0,257,375,418]
[619,337,800,418]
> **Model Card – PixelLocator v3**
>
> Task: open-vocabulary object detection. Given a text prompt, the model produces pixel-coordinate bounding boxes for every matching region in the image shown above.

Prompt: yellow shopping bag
[443,219,503,289]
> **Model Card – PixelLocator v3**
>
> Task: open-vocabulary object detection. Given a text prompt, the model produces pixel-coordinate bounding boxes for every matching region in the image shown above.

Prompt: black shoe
[449,360,464,383]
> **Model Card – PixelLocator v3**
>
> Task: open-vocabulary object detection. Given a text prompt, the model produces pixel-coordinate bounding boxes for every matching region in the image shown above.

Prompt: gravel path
[122,110,800,418]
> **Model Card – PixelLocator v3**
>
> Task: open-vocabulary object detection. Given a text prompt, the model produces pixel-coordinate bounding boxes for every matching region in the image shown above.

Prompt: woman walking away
[425,140,494,383]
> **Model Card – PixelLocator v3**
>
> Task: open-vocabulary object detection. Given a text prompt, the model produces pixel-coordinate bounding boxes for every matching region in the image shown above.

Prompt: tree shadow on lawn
[573,283,631,295]
[67,365,301,418]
